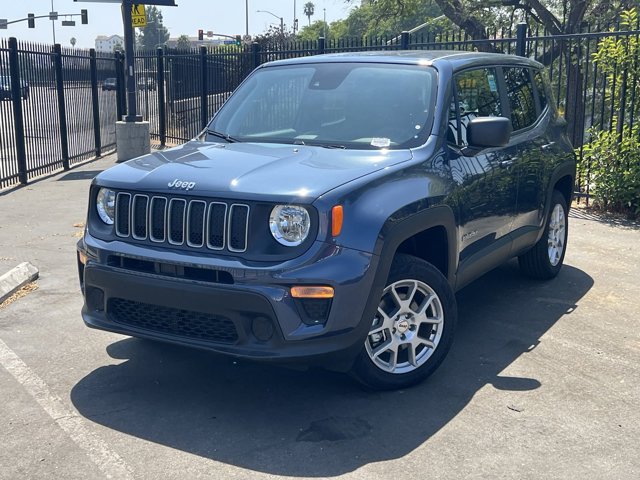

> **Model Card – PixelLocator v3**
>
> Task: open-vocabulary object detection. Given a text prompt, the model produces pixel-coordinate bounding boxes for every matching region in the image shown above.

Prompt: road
[0,155,639,479]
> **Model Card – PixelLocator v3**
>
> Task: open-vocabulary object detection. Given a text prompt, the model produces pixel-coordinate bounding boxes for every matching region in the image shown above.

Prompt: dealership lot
[0,155,639,480]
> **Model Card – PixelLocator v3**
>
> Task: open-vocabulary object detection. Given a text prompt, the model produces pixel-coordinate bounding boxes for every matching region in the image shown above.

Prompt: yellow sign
[132,4,147,28]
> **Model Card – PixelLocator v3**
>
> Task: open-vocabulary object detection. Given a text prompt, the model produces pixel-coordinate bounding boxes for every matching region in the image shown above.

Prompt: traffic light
[81,9,88,25]
[27,13,35,28]
[198,29,203,41]
[235,35,241,46]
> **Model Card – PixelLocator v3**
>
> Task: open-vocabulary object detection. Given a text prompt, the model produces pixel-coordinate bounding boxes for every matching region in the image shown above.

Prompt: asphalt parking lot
[1,155,639,479]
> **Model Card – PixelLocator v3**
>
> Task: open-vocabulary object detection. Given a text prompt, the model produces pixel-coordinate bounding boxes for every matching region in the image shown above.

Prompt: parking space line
[0,338,134,480]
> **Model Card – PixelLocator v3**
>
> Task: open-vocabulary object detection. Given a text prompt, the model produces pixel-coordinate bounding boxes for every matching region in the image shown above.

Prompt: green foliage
[297,20,330,41]
[581,126,640,217]
[336,0,443,38]
[581,8,640,218]
[175,34,191,50]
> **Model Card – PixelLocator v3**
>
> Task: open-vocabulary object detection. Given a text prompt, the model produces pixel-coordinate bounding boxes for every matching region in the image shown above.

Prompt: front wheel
[350,254,457,390]
[518,190,568,279]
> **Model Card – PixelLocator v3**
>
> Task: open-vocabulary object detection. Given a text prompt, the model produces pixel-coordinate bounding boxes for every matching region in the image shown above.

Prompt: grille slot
[115,193,131,237]
[149,197,167,242]
[113,192,249,253]
[108,298,238,344]
[168,199,186,245]
[228,204,249,252]
[207,202,227,250]
[132,195,149,240]
[187,200,206,247]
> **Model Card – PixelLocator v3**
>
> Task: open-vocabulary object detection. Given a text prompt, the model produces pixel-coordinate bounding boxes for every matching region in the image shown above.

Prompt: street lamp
[257,9,284,36]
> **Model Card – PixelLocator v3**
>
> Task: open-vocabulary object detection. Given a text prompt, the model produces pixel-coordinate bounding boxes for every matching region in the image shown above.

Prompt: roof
[263,50,543,70]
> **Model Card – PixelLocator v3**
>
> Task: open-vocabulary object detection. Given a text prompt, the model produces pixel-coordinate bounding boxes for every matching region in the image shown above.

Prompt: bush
[580,8,640,219]
[580,125,640,218]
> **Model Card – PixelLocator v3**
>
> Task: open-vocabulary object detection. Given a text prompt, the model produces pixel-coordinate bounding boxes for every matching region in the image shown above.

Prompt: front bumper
[78,233,380,367]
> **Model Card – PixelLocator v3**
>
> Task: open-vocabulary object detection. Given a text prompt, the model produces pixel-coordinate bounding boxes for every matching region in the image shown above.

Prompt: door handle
[541,142,556,150]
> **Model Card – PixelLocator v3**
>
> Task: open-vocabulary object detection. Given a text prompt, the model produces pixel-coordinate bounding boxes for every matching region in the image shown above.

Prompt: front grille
[108,298,238,344]
[115,192,249,253]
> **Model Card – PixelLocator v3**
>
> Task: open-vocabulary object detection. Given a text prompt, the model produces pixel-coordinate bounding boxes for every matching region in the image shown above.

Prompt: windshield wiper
[318,144,346,149]
[206,129,239,143]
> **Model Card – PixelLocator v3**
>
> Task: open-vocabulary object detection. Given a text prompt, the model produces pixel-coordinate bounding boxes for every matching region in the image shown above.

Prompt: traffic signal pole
[121,0,141,122]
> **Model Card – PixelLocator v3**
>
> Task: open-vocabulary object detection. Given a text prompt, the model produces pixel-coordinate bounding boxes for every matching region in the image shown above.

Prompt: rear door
[500,66,558,251]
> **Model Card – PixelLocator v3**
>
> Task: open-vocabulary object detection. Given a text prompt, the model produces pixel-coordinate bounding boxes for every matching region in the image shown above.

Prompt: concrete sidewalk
[0,155,639,479]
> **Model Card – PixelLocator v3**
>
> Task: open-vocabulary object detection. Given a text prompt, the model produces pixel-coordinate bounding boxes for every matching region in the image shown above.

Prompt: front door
[446,67,518,287]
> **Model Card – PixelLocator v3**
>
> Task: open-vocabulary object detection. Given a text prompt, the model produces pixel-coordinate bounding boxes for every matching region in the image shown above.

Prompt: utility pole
[51,0,57,44]
[121,0,140,122]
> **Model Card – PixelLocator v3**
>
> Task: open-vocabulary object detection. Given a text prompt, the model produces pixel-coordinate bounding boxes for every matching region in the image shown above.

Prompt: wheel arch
[375,205,458,290]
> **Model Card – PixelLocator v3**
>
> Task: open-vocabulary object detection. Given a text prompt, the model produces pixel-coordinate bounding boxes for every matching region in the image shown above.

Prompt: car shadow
[70,261,593,477]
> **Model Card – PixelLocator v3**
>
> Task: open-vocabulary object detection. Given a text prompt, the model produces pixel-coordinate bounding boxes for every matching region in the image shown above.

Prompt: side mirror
[466,116,512,149]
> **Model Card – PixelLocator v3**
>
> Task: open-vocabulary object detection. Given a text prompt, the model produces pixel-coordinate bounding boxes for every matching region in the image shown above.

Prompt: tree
[339,0,443,38]
[176,34,191,50]
[70,37,77,48]
[138,6,170,50]
[297,20,330,41]
[304,2,315,26]
[253,24,295,50]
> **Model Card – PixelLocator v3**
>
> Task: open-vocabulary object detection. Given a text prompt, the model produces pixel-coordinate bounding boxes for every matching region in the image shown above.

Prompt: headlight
[269,205,311,246]
[96,188,116,225]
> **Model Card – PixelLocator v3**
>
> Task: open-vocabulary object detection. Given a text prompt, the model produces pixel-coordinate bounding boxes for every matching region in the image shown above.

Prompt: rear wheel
[518,190,568,279]
[350,254,457,390]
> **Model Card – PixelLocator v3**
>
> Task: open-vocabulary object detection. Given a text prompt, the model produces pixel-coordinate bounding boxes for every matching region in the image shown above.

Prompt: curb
[0,262,39,304]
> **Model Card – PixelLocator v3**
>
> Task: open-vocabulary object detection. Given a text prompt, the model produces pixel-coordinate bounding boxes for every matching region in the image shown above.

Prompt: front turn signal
[291,286,335,299]
[331,205,343,237]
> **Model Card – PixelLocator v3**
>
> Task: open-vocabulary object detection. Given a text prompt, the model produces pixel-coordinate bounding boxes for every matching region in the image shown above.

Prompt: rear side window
[503,67,537,131]
[449,68,503,145]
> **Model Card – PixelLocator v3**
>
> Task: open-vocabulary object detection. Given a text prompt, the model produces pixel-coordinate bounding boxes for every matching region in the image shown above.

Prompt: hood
[95,141,413,202]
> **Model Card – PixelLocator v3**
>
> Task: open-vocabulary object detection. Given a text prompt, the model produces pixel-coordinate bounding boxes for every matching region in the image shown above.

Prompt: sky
[0,0,355,48]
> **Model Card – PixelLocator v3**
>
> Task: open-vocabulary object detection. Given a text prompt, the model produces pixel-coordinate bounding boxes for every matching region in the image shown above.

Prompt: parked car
[137,77,156,91]
[102,78,117,91]
[0,76,29,100]
[78,51,576,390]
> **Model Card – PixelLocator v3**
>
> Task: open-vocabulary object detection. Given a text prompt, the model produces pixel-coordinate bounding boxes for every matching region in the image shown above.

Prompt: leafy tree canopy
[137,6,170,50]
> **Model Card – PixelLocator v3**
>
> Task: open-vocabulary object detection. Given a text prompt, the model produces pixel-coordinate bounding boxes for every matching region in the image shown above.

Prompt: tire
[350,254,457,390]
[518,190,568,279]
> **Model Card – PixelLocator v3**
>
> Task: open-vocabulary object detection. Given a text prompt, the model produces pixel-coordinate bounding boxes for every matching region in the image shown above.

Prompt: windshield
[208,62,437,150]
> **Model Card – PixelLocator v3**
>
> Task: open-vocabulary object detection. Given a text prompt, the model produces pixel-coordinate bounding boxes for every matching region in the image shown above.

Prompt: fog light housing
[295,298,333,326]
[252,316,275,342]
[85,287,105,312]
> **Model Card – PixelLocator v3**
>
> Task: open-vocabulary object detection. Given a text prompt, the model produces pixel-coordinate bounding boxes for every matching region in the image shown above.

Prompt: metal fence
[2,17,639,194]
[0,38,118,191]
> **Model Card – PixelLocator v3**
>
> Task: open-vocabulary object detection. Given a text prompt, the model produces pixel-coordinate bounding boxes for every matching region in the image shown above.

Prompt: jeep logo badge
[168,179,196,191]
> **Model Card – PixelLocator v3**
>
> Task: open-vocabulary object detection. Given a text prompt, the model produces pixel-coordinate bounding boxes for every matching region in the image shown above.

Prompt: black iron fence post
[516,23,527,57]
[318,37,326,55]
[400,31,410,50]
[157,47,167,147]
[115,51,126,120]
[251,42,261,70]
[89,48,102,157]
[53,43,70,170]
[8,37,28,185]
[200,46,208,130]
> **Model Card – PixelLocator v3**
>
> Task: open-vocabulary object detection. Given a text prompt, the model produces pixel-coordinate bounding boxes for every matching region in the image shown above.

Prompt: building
[95,35,124,52]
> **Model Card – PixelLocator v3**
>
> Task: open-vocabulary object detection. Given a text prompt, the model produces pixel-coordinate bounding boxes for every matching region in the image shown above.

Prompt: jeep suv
[77,51,575,390]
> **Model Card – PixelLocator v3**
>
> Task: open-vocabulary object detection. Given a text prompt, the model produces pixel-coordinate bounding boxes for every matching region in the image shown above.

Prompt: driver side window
[449,68,503,146]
